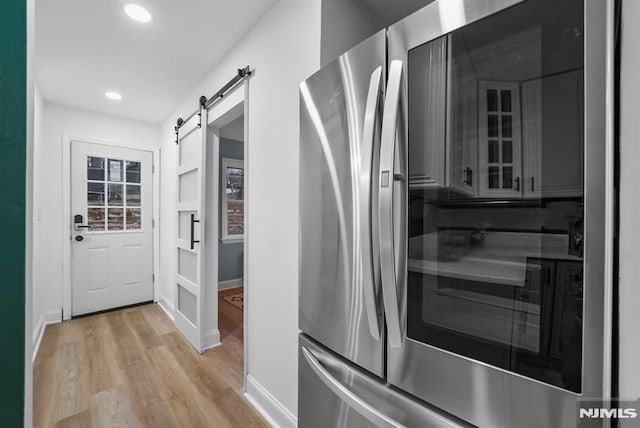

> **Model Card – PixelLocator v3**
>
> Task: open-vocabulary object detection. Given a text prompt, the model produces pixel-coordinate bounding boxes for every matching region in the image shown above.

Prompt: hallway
[33,302,266,427]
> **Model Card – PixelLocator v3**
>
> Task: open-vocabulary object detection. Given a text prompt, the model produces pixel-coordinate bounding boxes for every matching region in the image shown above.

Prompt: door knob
[75,235,84,242]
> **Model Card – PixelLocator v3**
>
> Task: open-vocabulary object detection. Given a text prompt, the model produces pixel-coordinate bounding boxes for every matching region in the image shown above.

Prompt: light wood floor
[33,293,267,427]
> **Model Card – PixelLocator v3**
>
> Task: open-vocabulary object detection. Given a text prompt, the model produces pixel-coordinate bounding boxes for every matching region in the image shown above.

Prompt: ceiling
[35,0,278,124]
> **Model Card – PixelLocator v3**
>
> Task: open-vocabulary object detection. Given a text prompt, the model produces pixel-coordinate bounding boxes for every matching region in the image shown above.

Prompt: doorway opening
[206,94,247,390]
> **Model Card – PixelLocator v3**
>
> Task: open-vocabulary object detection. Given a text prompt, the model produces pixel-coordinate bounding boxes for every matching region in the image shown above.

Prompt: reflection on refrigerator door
[298,335,468,428]
[299,0,608,426]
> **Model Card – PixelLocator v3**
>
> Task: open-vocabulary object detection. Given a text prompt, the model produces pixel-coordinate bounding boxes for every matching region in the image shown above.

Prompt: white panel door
[175,106,207,352]
[71,141,154,316]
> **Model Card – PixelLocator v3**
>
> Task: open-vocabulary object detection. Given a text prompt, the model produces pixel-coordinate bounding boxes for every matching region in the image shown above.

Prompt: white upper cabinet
[446,34,478,197]
[407,26,583,200]
[408,36,448,189]
[408,35,477,197]
[522,70,584,198]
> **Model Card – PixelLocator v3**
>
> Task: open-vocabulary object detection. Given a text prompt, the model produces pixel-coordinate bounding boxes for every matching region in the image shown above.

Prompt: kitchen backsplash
[410,198,583,237]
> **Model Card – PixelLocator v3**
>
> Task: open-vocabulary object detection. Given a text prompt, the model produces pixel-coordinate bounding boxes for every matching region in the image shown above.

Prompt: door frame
[61,135,160,320]
[206,81,250,392]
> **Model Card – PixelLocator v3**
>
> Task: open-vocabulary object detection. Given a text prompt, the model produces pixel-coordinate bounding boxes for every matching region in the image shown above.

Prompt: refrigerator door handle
[379,60,404,349]
[360,66,384,341]
[301,346,403,428]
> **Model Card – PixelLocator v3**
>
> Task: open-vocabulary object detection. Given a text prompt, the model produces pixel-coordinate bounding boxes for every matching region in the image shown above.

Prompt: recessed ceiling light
[105,91,123,101]
[124,4,152,23]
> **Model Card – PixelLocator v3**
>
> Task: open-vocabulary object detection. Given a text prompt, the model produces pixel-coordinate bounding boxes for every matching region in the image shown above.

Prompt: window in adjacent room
[221,157,244,243]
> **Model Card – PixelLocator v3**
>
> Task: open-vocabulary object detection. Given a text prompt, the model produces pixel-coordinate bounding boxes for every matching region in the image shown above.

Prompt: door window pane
[487,89,498,111]
[488,140,499,163]
[107,208,124,231]
[87,182,105,206]
[108,159,123,182]
[126,185,141,206]
[87,208,105,231]
[501,90,512,112]
[126,208,141,230]
[108,184,124,206]
[126,161,141,183]
[87,157,105,180]
[502,141,513,163]
[502,166,513,189]
[488,166,500,189]
[488,115,499,138]
[502,115,513,138]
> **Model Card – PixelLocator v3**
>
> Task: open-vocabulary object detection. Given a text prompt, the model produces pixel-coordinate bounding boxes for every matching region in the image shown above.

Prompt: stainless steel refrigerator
[299,0,612,426]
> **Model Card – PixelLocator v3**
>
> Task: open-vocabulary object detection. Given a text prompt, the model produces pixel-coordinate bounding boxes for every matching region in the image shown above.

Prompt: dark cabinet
[550,261,583,392]
[525,259,556,358]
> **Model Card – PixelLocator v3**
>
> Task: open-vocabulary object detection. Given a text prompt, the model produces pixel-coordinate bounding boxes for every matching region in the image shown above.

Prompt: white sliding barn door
[175,106,208,352]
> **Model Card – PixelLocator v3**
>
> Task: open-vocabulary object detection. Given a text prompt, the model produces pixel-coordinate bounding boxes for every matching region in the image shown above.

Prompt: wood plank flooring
[34,294,267,428]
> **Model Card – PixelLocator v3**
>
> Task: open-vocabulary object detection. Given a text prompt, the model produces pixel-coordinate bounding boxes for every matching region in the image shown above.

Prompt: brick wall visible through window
[222,158,244,239]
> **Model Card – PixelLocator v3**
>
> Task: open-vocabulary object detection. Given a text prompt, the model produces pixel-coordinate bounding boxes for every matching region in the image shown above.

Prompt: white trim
[32,310,62,362]
[153,149,161,303]
[244,375,297,428]
[26,4,35,426]
[242,80,250,392]
[602,0,615,410]
[207,85,245,125]
[203,329,221,350]
[61,135,160,320]
[221,236,244,244]
[218,278,243,291]
[207,79,250,392]
[157,293,175,321]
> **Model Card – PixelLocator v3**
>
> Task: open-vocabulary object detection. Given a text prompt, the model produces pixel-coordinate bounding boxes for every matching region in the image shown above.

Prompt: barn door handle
[190,214,200,250]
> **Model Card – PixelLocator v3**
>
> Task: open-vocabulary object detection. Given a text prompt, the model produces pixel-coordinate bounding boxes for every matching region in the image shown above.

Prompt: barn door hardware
[175,65,252,145]
[174,118,184,144]
[198,96,207,128]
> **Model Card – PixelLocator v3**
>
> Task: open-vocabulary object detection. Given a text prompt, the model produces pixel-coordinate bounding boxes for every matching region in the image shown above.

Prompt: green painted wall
[0,0,26,426]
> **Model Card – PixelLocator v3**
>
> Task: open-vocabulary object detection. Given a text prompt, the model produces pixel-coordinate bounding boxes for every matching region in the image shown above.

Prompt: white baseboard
[157,293,175,321]
[32,310,62,362]
[218,278,243,291]
[245,375,297,428]
[203,329,221,350]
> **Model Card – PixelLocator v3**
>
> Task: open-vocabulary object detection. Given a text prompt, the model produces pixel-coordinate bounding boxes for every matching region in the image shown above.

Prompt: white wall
[320,0,381,66]
[32,102,160,345]
[319,0,433,67]
[619,0,640,417]
[159,0,321,422]
[32,84,44,347]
